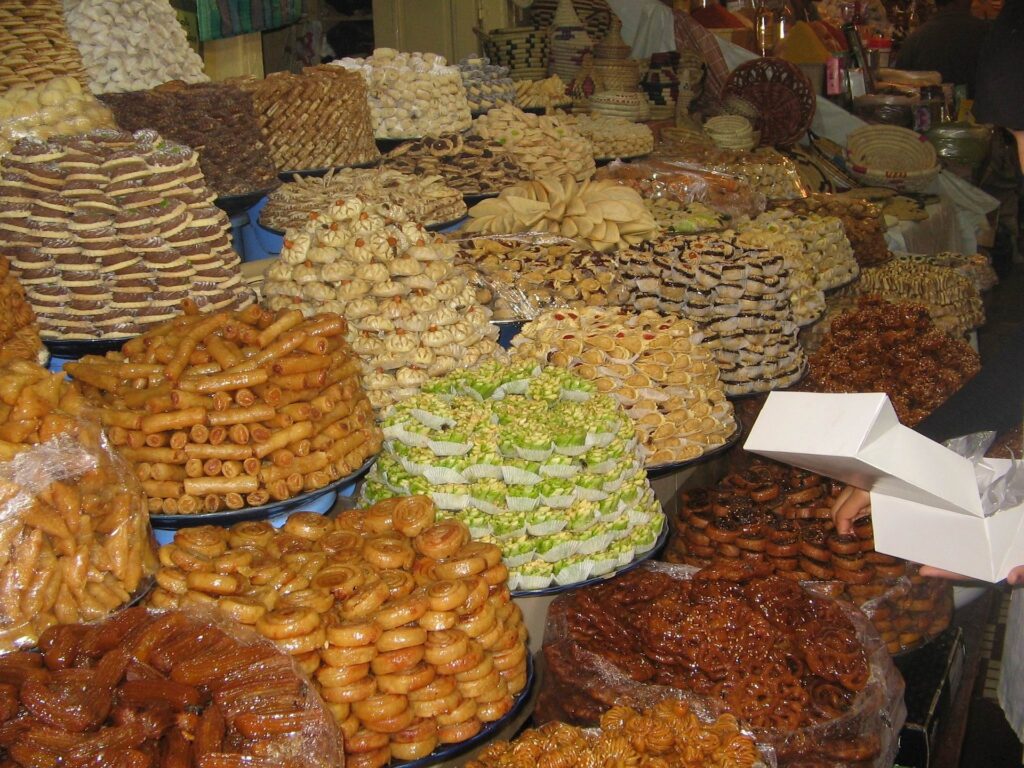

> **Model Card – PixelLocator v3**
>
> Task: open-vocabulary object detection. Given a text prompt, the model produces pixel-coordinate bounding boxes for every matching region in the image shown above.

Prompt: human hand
[919,564,1024,586]
[830,486,871,535]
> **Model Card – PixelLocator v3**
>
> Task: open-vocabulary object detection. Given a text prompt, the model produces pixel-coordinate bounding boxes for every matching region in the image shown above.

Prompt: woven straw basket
[479,27,549,80]
[845,125,940,192]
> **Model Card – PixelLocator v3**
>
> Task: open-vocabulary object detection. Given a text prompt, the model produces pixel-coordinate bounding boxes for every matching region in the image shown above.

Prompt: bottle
[775,0,795,42]
[755,0,776,55]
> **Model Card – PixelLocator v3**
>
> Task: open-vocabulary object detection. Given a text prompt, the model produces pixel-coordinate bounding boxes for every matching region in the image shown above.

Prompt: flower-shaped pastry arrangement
[262,199,503,411]
[362,362,665,591]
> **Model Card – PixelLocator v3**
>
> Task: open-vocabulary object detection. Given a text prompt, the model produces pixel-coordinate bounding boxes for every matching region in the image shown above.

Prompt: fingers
[1007,566,1024,587]
[830,486,870,535]
[918,566,977,583]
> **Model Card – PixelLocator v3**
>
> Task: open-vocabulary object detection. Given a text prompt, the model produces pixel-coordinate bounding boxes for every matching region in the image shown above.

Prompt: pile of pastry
[263,168,466,232]
[234,66,380,173]
[0,129,252,340]
[455,235,629,319]
[64,0,208,93]
[262,199,502,411]
[464,175,657,252]
[150,501,528,766]
[363,363,665,591]
[382,133,533,198]
[561,111,654,160]
[473,104,595,181]
[0,76,113,155]
[623,235,806,395]
[512,308,737,466]
[459,56,516,112]
[0,255,43,365]
[101,81,279,197]
[334,49,473,139]
[0,0,87,91]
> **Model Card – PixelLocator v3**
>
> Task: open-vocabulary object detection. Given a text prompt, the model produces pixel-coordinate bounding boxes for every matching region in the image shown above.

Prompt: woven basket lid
[552,0,587,28]
[593,16,630,61]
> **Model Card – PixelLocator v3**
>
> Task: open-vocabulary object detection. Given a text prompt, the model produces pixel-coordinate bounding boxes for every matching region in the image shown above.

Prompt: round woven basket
[480,27,549,76]
[845,124,940,192]
[595,60,639,91]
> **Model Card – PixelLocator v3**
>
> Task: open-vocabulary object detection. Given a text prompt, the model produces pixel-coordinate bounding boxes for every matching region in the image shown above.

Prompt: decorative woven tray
[723,57,816,148]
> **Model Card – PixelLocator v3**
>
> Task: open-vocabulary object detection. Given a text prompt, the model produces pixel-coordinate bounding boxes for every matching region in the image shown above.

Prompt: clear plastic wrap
[0,76,114,156]
[0,361,158,652]
[536,562,905,768]
[595,157,766,218]
[0,606,344,767]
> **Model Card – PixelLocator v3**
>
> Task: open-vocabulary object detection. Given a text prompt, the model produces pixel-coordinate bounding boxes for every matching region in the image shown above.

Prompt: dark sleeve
[915,323,1024,442]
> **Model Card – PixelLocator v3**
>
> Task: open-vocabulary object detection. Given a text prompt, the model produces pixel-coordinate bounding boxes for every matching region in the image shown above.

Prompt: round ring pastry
[438,718,483,744]
[427,580,470,612]
[371,645,426,676]
[353,693,408,722]
[317,661,372,688]
[476,695,513,722]
[364,535,416,570]
[454,655,495,683]
[176,526,228,558]
[321,675,379,703]
[414,520,470,560]
[392,496,436,538]
[312,564,365,599]
[341,578,391,619]
[424,629,470,666]
[457,668,501,699]
[377,626,428,652]
[433,555,487,580]
[327,617,383,648]
[228,520,275,549]
[347,728,391,755]
[460,577,490,613]
[283,512,334,541]
[453,542,502,569]
[379,569,417,600]
[275,626,327,655]
[216,595,267,624]
[419,610,457,631]
[435,640,484,675]
[256,607,322,640]
[375,590,430,630]
[322,643,379,667]
[390,718,439,760]
[376,662,437,695]
[321,531,365,557]
[411,690,462,719]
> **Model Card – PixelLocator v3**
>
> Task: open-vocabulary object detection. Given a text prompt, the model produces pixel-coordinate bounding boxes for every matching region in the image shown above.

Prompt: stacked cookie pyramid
[262,198,503,410]
[0,129,252,340]
[623,235,806,395]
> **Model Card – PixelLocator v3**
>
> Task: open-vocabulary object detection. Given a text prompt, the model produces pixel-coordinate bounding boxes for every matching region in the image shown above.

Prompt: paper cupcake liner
[506,571,522,591]
[568,513,600,533]
[589,556,618,576]
[497,378,532,396]
[502,465,543,486]
[585,459,617,475]
[553,559,595,585]
[539,462,580,479]
[515,445,554,462]
[540,493,575,509]
[577,531,615,555]
[429,491,472,510]
[463,463,505,481]
[470,497,504,516]
[468,523,495,538]
[603,476,626,494]
[627,507,657,526]
[515,572,555,590]
[504,549,538,568]
[599,506,625,524]
[410,408,456,430]
[552,442,589,457]
[494,525,528,541]
[615,545,637,567]
[539,540,580,563]
[527,519,568,536]
[423,466,470,485]
[505,494,540,512]
[560,388,593,403]
[576,486,610,502]
[585,431,616,449]
[383,424,431,448]
[426,439,473,457]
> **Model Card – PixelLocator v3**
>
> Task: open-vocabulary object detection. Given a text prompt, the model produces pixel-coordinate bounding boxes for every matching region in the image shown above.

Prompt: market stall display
[262,168,466,233]
[0,130,253,341]
[335,49,473,139]
[100,82,280,198]
[65,306,382,515]
[470,701,763,768]
[381,133,533,199]
[804,297,981,426]
[722,58,817,148]
[0,359,158,652]
[64,0,208,94]
[150,500,530,764]
[622,235,806,396]
[233,66,380,174]
[0,255,44,365]
[262,200,502,411]
[0,0,87,92]
[465,176,657,252]
[0,76,114,156]
[361,362,665,591]
[656,140,806,201]
[891,251,998,296]
[459,56,516,113]
[665,459,954,654]
[511,308,738,467]
[775,193,893,269]
[537,563,904,767]
[455,235,629,320]
[2,607,344,768]
[473,104,596,181]
[560,111,654,160]
[514,75,572,110]
[851,259,985,337]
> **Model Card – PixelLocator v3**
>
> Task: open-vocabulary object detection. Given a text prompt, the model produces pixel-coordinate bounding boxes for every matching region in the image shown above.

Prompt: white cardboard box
[744,391,1024,582]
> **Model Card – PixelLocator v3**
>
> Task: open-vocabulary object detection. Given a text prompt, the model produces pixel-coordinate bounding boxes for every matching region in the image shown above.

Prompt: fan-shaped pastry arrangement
[262,199,503,411]
[512,308,738,466]
[64,0,208,94]
[262,168,466,232]
[722,58,816,148]
[382,133,533,198]
[334,48,473,139]
[362,362,665,591]
[465,176,657,252]
[0,129,252,340]
[622,235,806,395]
[473,104,595,181]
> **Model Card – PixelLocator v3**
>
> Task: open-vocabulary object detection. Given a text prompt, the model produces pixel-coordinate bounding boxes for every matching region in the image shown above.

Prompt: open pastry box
[744,392,1024,583]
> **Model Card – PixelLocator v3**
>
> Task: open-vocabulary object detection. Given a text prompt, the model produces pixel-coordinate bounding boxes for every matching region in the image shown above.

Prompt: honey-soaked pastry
[0,255,44,365]
[512,308,737,466]
[538,563,901,767]
[1,607,345,768]
[149,498,530,765]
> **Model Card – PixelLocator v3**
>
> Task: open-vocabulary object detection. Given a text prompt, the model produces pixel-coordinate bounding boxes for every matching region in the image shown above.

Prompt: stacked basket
[587,16,649,122]
[481,26,549,80]
[640,52,679,120]
[845,124,941,192]
[548,0,593,85]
